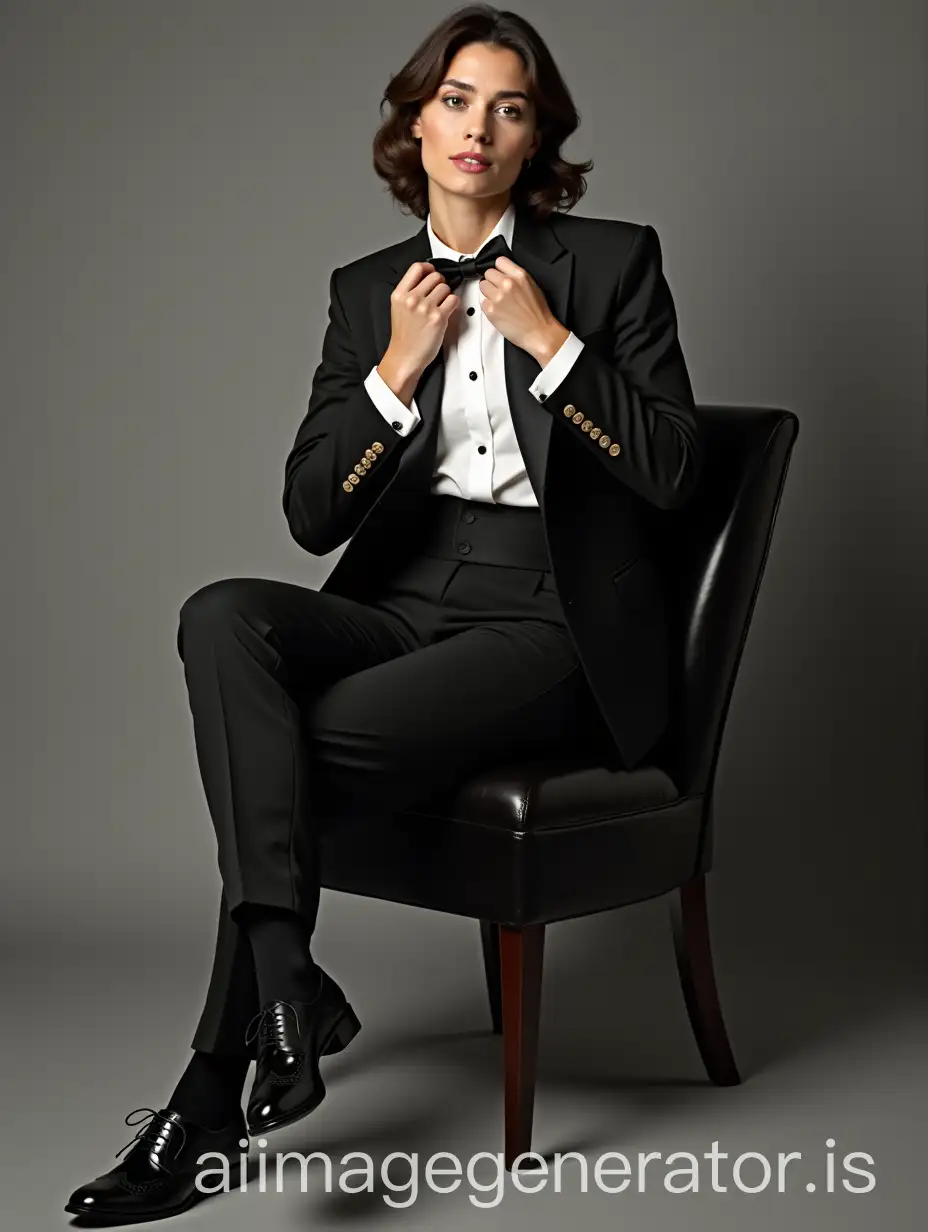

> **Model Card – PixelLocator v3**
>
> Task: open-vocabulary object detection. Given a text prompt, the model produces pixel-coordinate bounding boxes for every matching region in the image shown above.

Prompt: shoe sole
[64,1159,246,1223]
[246,1002,362,1136]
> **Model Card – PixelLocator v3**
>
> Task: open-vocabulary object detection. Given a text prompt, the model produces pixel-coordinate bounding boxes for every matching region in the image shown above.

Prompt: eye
[441,94,523,119]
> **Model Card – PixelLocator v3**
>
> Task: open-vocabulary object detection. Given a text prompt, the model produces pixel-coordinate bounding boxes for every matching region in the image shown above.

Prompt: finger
[397,261,436,292]
[424,280,455,305]
[407,270,447,300]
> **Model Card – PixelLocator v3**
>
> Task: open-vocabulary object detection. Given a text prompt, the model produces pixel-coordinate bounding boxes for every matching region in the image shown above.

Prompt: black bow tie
[430,234,511,290]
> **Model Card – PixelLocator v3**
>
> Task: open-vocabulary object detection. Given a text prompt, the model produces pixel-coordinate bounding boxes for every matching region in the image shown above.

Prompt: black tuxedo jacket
[282,205,703,769]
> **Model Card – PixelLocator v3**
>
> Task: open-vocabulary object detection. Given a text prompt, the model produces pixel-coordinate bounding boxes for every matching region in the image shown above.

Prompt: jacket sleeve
[532,224,703,511]
[282,266,418,555]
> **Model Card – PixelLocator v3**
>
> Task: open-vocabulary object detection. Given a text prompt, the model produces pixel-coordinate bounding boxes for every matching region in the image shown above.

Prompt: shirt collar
[426,201,515,260]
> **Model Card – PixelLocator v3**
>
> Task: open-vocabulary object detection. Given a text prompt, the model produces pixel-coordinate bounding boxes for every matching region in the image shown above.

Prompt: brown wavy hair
[372,4,593,222]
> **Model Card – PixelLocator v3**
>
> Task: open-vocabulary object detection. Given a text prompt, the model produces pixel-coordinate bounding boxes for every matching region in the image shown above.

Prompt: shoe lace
[114,1108,186,1168]
[244,1000,301,1050]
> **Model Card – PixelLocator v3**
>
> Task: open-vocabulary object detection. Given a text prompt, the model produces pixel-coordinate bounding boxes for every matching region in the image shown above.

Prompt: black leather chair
[318,404,800,1168]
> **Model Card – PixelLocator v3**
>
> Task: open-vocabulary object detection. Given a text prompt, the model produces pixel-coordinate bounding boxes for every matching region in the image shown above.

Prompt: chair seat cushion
[319,756,704,926]
[406,755,680,830]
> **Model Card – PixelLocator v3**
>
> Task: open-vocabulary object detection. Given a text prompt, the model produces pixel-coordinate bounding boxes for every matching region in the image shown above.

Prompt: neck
[427,191,511,255]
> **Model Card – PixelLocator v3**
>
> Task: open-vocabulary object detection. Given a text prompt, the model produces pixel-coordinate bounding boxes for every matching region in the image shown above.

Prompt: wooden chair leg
[499,923,545,1169]
[479,919,502,1034]
[670,873,741,1085]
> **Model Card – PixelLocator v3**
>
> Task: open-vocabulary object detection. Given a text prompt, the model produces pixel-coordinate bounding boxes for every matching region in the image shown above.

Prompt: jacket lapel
[368,204,574,498]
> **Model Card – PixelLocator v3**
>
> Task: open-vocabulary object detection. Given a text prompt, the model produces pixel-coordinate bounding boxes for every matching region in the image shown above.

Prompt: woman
[66,4,701,1221]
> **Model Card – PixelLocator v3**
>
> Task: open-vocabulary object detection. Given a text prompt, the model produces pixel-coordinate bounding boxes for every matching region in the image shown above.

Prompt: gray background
[2,1,924,1228]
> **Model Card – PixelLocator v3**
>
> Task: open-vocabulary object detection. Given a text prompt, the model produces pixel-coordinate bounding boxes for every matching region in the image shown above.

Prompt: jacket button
[348,473,360,485]
[599,435,611,448]
[608,443,621,456]
[563,404,576,414]
[462,511,475,523]
[572,411,584,424]
[342,481,354,493]
[581,419,593,432]
[457,541,472,554]
[372,441,384,453]
[365,449,376,460]
[589,427,601,440]
[354,464,365,477]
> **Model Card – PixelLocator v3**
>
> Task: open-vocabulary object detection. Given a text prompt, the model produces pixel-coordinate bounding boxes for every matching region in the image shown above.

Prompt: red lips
[450,151,491,165]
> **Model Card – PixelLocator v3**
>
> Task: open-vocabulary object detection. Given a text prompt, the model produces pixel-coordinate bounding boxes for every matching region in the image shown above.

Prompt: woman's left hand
[478,256,562,360]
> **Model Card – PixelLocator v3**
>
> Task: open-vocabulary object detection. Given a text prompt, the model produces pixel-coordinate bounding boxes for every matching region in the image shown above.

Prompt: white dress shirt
[362,201,585,507]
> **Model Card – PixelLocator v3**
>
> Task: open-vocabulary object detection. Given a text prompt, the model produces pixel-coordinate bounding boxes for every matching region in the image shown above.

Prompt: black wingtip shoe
[245,968,361,1136]
[64,1105,247,1224]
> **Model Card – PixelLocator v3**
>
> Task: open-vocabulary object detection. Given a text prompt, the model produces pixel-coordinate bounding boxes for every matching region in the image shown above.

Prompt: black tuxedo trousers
[177,494,617,1056]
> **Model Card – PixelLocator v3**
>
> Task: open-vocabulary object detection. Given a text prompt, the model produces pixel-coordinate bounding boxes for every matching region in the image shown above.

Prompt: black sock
[235,903,323,1007]
[168,1050,251,1130]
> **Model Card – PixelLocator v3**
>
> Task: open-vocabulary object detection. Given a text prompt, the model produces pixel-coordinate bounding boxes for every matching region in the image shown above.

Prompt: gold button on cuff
[572,411,584,425]
[598,435,611,449]
[589,427,601,440]
[563,404,576,415]
[353,464,365,477]
[365,449,376,460]
[361,457,372,469]
[608,442,621,456]
[581,419,593,432]
[348,473,360,485]
[342,480,354,493]
[371,441,384,454]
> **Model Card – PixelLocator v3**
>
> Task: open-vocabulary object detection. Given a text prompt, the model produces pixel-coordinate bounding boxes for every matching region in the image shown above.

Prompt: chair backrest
[649,405,800,797]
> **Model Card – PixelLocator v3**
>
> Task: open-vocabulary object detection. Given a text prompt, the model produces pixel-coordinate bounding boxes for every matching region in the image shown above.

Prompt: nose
[465,117,489,142]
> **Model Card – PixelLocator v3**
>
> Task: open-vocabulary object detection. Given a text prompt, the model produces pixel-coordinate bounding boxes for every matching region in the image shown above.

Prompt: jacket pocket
[532,568,557,598]
[610,554,657,625]
[610,553,666,631]
[610,554,642,584]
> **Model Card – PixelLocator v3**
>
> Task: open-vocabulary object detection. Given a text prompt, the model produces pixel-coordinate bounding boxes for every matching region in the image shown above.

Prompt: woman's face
[411,42,540,204]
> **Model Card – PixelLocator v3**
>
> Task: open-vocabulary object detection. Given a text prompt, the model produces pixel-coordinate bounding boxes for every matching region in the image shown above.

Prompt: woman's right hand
[384,261,459,376]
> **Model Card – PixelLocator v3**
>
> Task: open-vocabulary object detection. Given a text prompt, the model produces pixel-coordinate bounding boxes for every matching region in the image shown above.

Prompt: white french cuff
[364,366,422,436]
[528,331,585,402]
